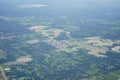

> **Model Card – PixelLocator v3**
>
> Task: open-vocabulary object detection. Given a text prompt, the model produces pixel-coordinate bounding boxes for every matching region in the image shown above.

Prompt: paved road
[0,66,7,80]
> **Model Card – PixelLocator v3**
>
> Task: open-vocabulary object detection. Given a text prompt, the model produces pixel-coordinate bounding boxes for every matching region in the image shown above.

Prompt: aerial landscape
[0,0,120,80]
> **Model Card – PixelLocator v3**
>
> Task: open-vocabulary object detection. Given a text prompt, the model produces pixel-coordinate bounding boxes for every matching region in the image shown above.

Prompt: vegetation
[0,16,120,80]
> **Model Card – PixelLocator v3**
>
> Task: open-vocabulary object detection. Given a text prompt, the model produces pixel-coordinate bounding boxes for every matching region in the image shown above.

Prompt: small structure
[4,68,11,72]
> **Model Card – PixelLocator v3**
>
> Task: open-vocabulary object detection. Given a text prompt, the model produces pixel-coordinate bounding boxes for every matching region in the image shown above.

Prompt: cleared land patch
[112,46,120,53]
[29,26,120,57]
[4,55,32,66]
[26,39,39,44]
[0,49,6,59]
